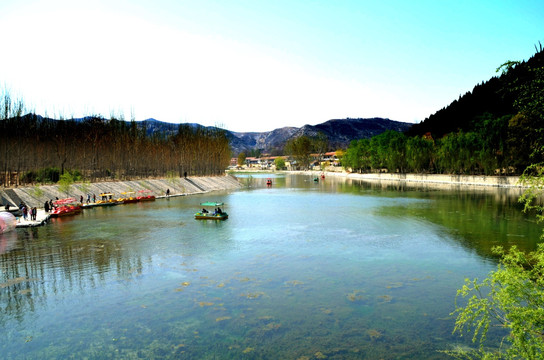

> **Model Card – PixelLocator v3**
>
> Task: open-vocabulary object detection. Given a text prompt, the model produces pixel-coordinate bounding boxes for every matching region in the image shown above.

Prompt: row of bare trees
[1,94,231,186]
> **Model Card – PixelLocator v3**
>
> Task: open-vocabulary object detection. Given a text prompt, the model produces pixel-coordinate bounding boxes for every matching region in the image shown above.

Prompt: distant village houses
[229,152,340,171]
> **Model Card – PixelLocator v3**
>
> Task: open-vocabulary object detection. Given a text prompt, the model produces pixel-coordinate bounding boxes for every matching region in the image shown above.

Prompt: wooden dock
[15,209,51,228]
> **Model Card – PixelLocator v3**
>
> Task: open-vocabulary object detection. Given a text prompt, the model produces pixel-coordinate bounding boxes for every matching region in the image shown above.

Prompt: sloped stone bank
[1,175,242,209]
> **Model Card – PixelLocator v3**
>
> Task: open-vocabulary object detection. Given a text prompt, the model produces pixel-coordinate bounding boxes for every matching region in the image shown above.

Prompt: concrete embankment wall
[329,173,523,188]
[290,170,528,196]
[292,170,524,188]
[1,175,242,208]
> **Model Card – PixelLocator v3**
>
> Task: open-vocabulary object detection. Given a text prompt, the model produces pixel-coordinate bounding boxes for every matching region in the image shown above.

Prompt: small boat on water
[195,202,228,220]
[94,193,119,207]
[266,178,272,187]
[50,198,82,218]
[119,191,138,204]
[136,189,156,202]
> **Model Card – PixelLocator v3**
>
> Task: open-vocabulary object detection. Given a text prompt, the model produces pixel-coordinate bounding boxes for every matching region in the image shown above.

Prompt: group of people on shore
[19,203,38,221]
[43,199,57,213]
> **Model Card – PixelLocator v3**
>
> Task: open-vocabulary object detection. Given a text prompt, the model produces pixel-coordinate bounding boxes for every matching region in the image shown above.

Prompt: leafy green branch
[449,245,544,359]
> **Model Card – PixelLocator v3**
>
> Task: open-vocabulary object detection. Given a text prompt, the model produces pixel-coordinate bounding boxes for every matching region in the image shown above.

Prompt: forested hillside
[408,46,544,138]
[343,46,544,175]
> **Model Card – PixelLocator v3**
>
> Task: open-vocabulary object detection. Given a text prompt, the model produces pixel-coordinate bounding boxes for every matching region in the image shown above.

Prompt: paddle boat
[119,191,138,204]
[195,202,228,220]
[95,193,119,206]
[50,198,82,218]
[266,178,272,187]
[136,189,156,201]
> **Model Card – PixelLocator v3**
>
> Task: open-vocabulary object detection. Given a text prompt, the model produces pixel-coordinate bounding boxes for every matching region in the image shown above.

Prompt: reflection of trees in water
[350,178,541,260]
[0,228,147,325]
[279,174,539,260]
[349,177,524,197]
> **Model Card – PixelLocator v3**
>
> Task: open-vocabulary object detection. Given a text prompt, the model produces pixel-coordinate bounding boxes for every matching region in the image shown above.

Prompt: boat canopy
[200,202,224,206]
[53,197,77,205]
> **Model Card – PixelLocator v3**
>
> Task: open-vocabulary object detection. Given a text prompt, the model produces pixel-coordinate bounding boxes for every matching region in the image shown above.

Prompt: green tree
[249,148,262,158]
[435,131,483,174]
[519,163,544,228]
[58,172,75,194]
[507,113,541,171]
[285,136,312,170]
[450,244,544,359]
[387,130,407,172]
[473,114,510,175]
[312,131,329,164]
[405,135,434,173]
[343,139,370,172]
[367,130,406,172]
[237,152,246,167]
[274,157,286,170]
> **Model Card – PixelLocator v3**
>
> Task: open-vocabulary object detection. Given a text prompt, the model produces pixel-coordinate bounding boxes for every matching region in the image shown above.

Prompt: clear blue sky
[0,0,542,131]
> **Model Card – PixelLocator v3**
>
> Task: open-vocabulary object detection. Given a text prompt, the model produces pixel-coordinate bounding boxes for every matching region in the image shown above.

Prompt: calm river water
[1,174,541,359]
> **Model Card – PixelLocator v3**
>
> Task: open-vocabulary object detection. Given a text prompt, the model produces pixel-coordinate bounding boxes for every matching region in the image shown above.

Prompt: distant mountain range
[227,118,412,154]
[18,114,412,155]
[137,117,412,154]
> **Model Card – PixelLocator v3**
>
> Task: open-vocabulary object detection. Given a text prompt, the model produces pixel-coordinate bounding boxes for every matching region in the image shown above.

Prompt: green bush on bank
[21,167,61,184]
[20,167,83,186]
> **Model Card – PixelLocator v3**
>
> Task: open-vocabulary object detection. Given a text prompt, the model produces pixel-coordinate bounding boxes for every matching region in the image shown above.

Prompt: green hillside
[408,46,544,138]
[343,45,544,175]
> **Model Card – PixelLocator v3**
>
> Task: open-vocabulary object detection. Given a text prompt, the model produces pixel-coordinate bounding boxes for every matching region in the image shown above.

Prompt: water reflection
[0,228,147,328]
[0,230,19,254]
[248,173,538,256]
[353,179,540,259]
